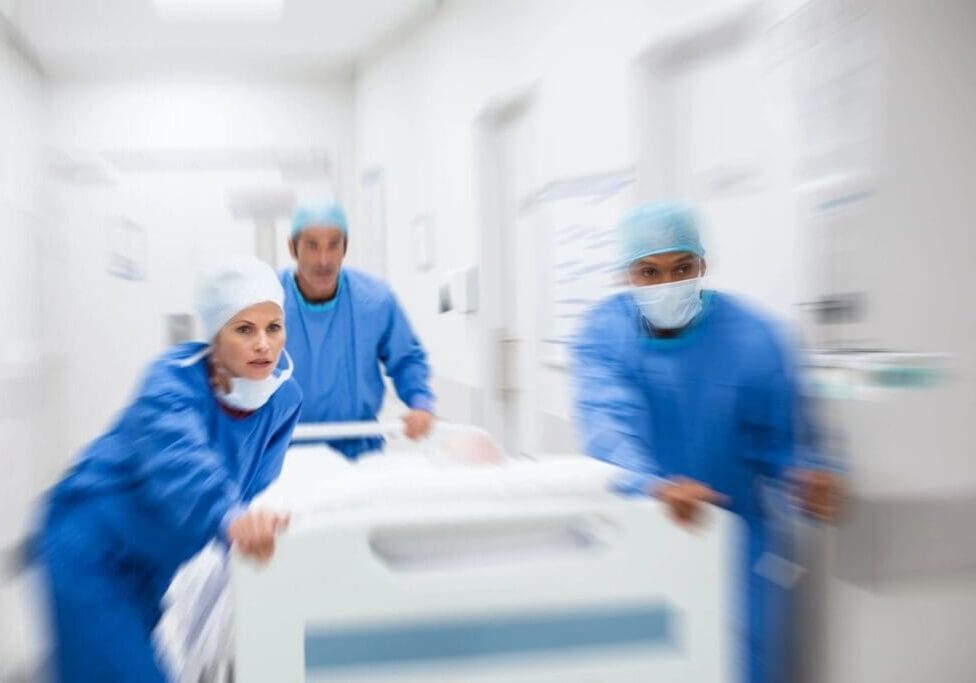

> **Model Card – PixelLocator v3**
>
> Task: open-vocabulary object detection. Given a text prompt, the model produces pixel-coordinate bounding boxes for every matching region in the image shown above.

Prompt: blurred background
[1,0,974,681]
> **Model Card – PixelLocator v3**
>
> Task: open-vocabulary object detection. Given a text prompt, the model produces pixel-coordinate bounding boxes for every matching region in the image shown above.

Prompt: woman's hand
[227,509,290,563]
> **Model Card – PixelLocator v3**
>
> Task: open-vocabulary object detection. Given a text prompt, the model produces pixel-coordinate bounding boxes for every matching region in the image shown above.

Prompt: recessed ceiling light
[152,0,284,22]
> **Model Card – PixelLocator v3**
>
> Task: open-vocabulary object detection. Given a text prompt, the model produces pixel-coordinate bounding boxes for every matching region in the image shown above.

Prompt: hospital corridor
[1,1,975,681]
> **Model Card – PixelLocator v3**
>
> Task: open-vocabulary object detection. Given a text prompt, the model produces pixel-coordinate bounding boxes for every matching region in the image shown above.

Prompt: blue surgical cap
[291,201,349,238]
[618,201,704,265]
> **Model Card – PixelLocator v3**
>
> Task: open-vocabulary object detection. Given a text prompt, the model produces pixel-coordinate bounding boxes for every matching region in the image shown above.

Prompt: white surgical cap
[195,256,284,341]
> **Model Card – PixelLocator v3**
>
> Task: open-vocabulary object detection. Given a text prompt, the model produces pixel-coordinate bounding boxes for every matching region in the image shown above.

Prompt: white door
[479,98,632,458]
[477,95,544,457]
[638,12,799,322]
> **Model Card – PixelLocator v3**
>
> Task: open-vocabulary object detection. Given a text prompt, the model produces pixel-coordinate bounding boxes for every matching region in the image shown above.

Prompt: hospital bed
[158,422,736,683]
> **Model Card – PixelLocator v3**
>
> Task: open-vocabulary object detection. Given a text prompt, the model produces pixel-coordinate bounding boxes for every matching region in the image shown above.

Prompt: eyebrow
[233,318,282,326]
[634,255,695,268]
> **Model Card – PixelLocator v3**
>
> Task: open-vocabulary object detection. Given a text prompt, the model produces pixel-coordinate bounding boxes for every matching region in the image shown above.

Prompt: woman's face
[211,302,285,381]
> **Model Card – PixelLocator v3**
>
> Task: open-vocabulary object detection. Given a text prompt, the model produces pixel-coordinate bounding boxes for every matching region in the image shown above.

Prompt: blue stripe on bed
[305,603,676,671]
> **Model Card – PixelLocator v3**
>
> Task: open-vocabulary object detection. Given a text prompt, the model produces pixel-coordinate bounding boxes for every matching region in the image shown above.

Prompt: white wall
[848,0,976,495]
[0,19,44,492]
[816,2,976,681]
[356,3,976,683]
[354,0,778,419]
[0,23,47,680]
[0,76,354,674]
[43,77,355,463]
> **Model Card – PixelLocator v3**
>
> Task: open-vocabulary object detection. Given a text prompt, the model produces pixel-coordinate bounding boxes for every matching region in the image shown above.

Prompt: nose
[315,250,332,267]
[254,331,271,353]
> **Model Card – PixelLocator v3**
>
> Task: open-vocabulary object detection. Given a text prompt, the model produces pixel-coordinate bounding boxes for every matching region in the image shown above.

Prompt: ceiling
[3,0,439,78]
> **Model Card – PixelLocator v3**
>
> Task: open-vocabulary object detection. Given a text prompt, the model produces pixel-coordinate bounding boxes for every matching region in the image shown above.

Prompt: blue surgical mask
[631,277,703,330]
[218,350,293,412]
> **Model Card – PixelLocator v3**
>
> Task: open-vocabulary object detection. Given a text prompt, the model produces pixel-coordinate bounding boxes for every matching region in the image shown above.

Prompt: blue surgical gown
[571,290,818,683]
[38,342,302,682]
[280,267,435,458]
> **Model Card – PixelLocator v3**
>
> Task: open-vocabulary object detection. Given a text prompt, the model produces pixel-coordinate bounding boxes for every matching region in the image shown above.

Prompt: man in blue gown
[571,201,842,683]
[280,201,435,458]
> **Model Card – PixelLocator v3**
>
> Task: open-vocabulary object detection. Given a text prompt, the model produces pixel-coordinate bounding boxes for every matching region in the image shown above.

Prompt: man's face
[628,251,705,287]
[289,226,346,297]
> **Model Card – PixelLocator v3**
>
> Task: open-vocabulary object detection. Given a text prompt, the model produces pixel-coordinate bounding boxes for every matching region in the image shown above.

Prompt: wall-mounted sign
[106,215,147,281]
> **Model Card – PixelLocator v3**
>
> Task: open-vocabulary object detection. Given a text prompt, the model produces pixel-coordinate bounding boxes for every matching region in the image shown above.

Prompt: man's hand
[227,509,290,563]
[654,477,728,528]
[792,469,844,522]
[402,409,435,440]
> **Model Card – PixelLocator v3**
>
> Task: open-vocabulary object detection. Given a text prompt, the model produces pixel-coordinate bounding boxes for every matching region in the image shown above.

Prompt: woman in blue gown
[37,256,302,682]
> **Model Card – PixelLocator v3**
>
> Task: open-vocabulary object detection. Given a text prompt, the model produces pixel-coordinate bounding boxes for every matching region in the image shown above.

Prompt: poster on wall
[532,171,635,367]
[106,215,147,281]
[359,168,387,278]
[763,0,880,197]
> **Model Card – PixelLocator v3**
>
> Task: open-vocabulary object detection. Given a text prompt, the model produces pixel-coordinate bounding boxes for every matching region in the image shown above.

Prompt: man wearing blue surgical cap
[281,200,435,458]
[571,201,842,683]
